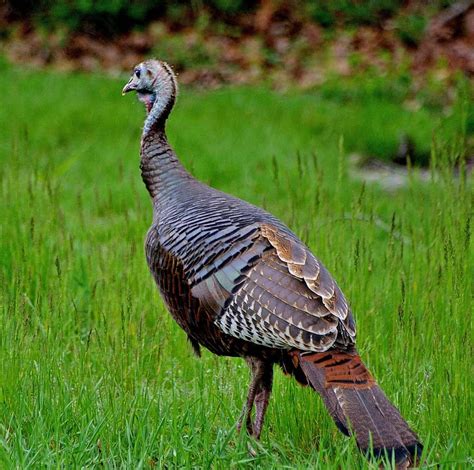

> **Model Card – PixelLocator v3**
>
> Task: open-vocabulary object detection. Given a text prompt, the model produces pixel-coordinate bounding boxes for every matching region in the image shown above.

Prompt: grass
[0,62,472,468]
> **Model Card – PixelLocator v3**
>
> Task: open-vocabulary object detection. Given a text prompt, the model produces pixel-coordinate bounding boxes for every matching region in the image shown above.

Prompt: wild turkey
[122,59,422,467]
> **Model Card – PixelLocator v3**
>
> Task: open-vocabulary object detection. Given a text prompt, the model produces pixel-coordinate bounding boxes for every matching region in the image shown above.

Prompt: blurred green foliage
[207,0,254,15]
[306,0,403,28]
[306,0,461,28]
[7,0,254,34]
[152,34,216,70]
[6,0,462,35]
[395,14,427,47]
[9,0,160,34]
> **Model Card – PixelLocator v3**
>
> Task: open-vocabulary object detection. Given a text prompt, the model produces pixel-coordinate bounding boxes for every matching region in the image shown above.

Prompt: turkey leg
[238,357,273,439]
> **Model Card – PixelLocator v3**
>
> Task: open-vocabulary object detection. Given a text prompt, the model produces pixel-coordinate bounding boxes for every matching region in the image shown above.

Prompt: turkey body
[145,179,354,359]
[123,59,422,468]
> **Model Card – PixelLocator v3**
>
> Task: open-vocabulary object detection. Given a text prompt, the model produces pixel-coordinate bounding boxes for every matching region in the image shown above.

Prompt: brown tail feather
[286,350,422,466]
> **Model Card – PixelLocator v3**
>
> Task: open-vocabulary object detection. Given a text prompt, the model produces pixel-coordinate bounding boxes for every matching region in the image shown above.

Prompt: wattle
[137,92,156,113]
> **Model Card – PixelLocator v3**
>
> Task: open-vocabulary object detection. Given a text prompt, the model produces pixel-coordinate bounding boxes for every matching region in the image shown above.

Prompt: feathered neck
[142,63,177,136]
[140,67,191,201]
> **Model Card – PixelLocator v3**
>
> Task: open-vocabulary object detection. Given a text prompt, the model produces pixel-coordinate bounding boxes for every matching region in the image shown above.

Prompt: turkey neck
[140,93,191,202]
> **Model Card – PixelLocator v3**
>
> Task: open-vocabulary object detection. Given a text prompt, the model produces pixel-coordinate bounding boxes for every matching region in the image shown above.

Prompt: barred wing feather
[191,223,356,352]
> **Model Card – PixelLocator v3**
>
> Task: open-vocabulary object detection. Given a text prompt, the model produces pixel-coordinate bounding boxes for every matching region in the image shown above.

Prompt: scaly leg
[238,357,274,439]
[253,371,273,439]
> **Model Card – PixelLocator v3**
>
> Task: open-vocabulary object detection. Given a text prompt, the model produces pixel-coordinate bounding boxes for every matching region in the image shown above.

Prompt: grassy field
[0,62,472,468]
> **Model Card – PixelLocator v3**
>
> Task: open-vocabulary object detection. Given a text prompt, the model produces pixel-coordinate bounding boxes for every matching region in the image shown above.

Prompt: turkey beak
[122,77,138,95]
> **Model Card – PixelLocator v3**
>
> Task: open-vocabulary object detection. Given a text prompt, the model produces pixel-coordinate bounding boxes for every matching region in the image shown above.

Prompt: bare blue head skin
[122,59,178,135]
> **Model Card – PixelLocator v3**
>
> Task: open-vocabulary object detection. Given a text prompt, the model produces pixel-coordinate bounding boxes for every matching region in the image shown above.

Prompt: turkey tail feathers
[296,351,422,466]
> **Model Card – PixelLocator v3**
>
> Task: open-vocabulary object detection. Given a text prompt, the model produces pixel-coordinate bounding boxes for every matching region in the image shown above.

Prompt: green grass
[0,63,472,468]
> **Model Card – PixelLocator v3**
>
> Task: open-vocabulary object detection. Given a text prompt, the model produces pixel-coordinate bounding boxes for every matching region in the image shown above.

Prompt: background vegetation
[0,58,472,467]
[5,0,460,35]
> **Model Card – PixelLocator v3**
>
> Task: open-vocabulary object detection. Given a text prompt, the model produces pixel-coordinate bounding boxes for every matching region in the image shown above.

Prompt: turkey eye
[134,69,141,78]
